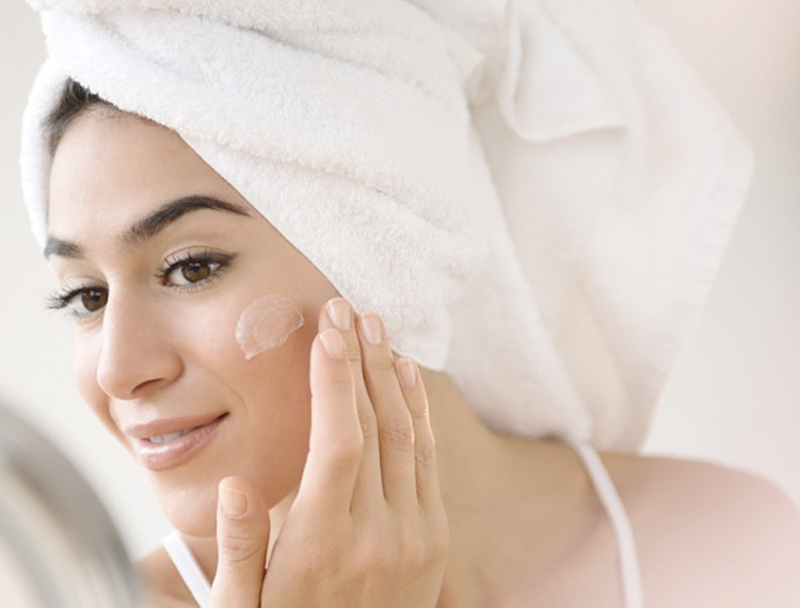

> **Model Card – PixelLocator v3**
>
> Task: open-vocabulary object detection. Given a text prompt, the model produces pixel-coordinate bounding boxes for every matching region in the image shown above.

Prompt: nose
[96,292,183,400]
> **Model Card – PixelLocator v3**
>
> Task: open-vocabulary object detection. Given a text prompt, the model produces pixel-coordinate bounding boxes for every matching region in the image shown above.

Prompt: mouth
[128,413,229,471]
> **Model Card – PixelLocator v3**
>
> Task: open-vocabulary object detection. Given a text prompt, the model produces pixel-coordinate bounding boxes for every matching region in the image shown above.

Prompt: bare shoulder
[599,451,800,607]
[135,546,194,608]
[599,449,799,520]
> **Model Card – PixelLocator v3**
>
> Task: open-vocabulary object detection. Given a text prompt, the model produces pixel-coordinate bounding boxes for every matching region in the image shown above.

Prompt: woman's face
[46,110,339,536]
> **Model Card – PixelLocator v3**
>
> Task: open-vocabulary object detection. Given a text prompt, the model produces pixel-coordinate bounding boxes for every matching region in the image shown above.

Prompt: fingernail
[398,358,417,389]
[359,313,384,345]
[220,484,248,517]
[327,298,352,331]
[320,328,346,359]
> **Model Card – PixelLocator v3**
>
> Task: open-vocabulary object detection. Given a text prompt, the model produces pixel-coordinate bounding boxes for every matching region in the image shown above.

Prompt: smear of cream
[235,294,305,360]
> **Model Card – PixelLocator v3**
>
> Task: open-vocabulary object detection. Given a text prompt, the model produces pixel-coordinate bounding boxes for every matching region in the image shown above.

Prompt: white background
[1,1,798,560]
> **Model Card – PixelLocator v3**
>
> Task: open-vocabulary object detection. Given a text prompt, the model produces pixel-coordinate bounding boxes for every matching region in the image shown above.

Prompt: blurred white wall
[0,1,797,560]
[635,0,800,502]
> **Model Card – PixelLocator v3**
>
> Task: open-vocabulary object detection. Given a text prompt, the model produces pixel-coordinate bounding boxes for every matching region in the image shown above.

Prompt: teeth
[149,428,194,444]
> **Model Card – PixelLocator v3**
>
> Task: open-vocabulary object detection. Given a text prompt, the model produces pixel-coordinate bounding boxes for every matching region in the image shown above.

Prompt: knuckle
[344,339,363,363]
[356,535,397,574]
[218,532,264,565]
[398,528,426,570]
[358,409,378,441]
[363,351,396,372]
[312,376,354,402]
[407,395,429,420]
[321,434,363,468]
[414,437,437,467]
[378,419,415,449]
[321,370,354,389]
[311,372,355,402]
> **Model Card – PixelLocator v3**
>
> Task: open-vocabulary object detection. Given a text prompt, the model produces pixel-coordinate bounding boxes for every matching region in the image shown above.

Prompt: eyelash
[155,250,235,291]
[46,250,236,321]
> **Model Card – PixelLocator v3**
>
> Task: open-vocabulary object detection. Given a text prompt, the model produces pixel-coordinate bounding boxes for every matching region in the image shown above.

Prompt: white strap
[568,440,644,608]
[162,530,212,608]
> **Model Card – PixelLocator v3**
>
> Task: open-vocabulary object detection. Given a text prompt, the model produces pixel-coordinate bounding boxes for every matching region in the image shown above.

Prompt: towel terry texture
[21,0,753,451]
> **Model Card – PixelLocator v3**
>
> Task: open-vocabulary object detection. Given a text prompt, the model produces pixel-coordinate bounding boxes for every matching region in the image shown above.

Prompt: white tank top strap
[566,438,645,608]
[162,529,212,608]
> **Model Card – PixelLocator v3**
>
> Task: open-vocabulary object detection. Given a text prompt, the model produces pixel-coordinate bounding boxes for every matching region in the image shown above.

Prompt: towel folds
[21,0,753,450]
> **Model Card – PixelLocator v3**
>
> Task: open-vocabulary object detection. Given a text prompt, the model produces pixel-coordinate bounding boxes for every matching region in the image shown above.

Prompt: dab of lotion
[235,294,305,360]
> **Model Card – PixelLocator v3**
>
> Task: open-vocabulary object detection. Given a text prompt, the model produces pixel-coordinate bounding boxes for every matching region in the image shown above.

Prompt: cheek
[155,297,319,536]
[194,292,313,379]
[235,294,305,360]
[191,293,319,476]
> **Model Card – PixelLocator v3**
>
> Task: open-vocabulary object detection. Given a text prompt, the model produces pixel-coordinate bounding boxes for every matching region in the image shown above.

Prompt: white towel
[21,0,753,451]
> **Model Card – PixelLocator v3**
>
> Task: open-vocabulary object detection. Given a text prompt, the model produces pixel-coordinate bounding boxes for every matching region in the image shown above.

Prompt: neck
[183,367,544,604]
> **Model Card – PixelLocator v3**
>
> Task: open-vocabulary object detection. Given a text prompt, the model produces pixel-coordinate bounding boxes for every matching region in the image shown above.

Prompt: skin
[46,110,800,607]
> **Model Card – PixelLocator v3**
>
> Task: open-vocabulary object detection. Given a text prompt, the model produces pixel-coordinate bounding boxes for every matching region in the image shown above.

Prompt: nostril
[131,378,164,396]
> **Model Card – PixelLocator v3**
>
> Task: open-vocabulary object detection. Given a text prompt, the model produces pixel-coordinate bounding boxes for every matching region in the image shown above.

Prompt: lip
[128,414,228,471]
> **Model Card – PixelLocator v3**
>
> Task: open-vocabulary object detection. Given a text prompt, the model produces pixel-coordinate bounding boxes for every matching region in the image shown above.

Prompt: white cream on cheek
[235,294,305,360]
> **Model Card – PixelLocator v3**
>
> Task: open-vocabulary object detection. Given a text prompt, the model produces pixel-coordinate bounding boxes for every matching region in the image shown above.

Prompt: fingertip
[219,481,249,518]
[319,327,346,359]
[217,477,266,519]
[396,357,418,390]
[218,475,241,492]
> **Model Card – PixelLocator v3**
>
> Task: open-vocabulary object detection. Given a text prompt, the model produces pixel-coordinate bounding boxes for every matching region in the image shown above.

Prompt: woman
[22,1,800,606]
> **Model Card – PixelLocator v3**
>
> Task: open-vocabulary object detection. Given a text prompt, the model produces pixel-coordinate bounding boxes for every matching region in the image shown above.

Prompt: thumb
[210,476,271,608]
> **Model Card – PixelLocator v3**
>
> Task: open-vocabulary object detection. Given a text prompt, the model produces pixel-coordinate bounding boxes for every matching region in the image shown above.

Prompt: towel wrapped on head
[21,0,753,450]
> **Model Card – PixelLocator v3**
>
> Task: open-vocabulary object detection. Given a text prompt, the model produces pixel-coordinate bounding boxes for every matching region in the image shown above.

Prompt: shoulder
[600,449,798,517]
[599,451,800,607]
[135,546,194,608]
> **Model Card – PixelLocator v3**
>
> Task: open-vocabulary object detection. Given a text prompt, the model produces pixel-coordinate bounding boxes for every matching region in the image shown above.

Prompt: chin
[153,476,220,538]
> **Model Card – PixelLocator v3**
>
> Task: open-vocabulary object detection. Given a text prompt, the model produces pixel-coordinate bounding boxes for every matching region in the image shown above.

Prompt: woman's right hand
[208,298,450,607]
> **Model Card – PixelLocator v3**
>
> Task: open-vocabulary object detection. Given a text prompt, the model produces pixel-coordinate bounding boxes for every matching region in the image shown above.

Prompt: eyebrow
[43,238,83,259]
[44,195,252,259]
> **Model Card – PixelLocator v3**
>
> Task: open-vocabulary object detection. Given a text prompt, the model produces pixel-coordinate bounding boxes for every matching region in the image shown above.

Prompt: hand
[209,297,449,607]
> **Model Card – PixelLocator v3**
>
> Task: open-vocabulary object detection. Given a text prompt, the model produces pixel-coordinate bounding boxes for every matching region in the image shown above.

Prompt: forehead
[47,111,252,239]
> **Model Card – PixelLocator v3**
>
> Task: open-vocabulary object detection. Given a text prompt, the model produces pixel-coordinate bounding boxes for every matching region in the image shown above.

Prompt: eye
[46,286,108,320]
[159,251,234,289]
[169,259,217,285]
[79,288,109,312]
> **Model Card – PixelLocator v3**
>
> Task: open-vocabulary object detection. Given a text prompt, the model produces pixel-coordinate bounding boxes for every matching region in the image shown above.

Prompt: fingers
[319,298,419,512]
[354,311,417,510]
[210,477,270,608]
[300,297,435,521]
[320,299,383,506]
[296,326,363,513]
[394,357,441,513]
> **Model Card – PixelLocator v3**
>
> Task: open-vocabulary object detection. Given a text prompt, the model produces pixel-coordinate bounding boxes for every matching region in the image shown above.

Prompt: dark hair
[44,78,121,156]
